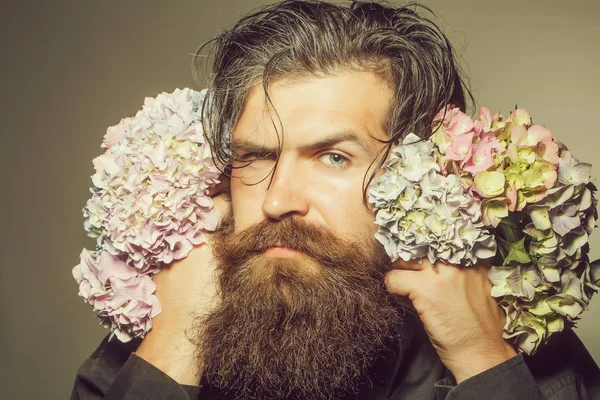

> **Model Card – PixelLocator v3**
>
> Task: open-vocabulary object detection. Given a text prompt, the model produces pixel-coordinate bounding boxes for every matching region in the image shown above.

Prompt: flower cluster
[368,133,496,266]
[72,88,220,342]
[73,85,600,354]
[370,105,600,355]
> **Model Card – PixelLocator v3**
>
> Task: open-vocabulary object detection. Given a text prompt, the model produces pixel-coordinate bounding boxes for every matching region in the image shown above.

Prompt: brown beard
[195,215,403,400]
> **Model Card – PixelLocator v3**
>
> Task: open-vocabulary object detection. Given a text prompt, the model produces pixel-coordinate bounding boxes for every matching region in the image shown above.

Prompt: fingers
[385,269,418,297]
[212,191,232,230]
[391,257,430,271]
[207,174,230,197]
[206,173,232,231]
[386,259,450,296]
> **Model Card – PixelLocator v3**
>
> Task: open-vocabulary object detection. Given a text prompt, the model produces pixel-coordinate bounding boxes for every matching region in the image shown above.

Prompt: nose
[261,156,309,220]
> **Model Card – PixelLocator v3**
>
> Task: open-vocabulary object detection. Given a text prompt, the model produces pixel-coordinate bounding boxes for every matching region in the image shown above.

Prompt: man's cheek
[230,197,263,233]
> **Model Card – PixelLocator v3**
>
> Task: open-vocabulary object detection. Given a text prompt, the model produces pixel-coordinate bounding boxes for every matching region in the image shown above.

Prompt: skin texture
[136,70,516,386]
[387,258,517,383]
[230,70,391,239]
[134,184,229,386]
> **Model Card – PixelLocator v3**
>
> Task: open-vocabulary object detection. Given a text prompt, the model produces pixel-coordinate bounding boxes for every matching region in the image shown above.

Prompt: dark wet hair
[193,0,472,202]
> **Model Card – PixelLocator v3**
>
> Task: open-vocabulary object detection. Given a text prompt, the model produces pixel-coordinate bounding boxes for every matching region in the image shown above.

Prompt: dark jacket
[71,312,600,399]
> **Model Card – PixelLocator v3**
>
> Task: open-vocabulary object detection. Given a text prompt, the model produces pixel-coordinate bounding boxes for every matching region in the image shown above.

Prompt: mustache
[200,215,403,400]
[216,215,390,271]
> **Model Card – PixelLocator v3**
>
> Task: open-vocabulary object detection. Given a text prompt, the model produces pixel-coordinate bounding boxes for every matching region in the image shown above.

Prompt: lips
[262,245,304,258]
[266,242,299,251]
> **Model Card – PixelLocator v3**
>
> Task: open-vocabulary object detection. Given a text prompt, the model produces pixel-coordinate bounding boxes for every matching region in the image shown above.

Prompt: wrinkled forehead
[232,71,393,152]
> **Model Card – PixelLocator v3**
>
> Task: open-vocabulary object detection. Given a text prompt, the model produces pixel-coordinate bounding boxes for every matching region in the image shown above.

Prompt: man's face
[230,70,392,244]
[199,71,402,400]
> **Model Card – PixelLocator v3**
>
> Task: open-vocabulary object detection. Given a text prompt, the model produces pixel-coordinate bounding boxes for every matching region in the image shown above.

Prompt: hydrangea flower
[368,133,497,266]
[370,106,600,355]
[73,249,161,342]
[73,87,600,356]
[72,88,220,342]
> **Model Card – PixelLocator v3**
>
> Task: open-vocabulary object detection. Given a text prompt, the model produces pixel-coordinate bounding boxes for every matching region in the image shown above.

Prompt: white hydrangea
[73,88,221,342]
[368,133,496,266]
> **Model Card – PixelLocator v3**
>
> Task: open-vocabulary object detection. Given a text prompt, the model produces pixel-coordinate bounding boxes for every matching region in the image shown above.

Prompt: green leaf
[503,237,532,266]
[497,212,526,244]
[496,236,510,261]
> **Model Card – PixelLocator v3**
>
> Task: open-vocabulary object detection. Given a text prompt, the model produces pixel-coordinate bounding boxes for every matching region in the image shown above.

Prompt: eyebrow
[231,130,372,155]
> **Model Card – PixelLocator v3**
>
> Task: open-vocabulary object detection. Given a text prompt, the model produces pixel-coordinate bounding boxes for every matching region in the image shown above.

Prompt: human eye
[318,152,350,168]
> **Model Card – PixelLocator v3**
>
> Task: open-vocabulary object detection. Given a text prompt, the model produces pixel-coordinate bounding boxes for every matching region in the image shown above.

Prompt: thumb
[385,269,421,314]
[207,173,232,230]
[385,269,420,298]
[211,191,232,231]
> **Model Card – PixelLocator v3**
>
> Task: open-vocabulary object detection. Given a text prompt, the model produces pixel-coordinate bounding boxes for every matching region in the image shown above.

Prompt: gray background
[1,1,598,398]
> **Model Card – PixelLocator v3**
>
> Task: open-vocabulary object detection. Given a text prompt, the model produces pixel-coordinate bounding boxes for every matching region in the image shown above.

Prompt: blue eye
[320,152,349,168]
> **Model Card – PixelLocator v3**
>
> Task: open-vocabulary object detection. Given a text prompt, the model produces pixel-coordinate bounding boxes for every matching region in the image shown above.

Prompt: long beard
[196,216,403,400]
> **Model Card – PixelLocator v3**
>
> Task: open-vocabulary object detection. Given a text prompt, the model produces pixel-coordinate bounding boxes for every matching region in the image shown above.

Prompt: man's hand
[385,258,517,384]
[135,176,231,386]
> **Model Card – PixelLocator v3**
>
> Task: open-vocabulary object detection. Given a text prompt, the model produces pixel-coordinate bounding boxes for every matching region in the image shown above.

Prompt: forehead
[232,70,393,149]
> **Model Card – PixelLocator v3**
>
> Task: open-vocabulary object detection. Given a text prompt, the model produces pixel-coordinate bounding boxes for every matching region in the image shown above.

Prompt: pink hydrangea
[73,249,161,342]
[375,104,600,355]
[73,88,220,342]
[434,105,505,172]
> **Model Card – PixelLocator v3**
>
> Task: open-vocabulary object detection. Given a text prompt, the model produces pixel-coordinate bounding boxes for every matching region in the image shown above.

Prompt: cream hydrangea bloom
[368,133,496,266]
[73,88,220,342]
[372,105,600,356]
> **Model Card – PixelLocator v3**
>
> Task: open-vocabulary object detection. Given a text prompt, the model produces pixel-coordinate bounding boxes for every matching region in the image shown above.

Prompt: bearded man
[71,1,600,399]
